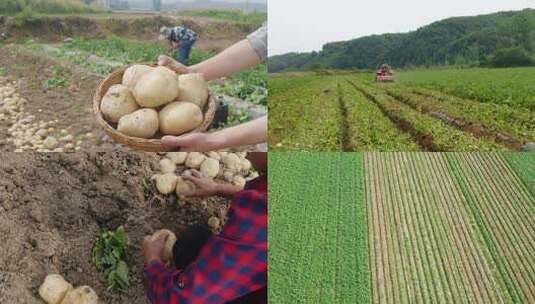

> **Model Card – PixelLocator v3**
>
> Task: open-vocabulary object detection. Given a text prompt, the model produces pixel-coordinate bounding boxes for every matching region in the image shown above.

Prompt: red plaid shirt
[144,176,267,304]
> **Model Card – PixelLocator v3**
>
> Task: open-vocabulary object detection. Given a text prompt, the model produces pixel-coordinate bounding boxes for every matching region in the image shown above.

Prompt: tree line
[269,9,535,72]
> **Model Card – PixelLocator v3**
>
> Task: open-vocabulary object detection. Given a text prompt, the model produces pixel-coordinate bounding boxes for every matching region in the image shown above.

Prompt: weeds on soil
[91,226,131,293]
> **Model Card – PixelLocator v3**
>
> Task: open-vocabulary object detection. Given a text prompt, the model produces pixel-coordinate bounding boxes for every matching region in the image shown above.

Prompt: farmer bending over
[142,152,267,304]
[157,24,267,152]
[158,25,198,65]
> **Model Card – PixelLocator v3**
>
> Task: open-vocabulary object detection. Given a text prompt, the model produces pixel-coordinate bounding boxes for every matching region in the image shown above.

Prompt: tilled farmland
[269,73,535,152]
[268,152,535,303]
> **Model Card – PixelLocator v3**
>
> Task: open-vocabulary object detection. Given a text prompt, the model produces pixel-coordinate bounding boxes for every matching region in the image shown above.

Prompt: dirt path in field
[384,90,522,150]
[0,152,231,304]
[345,80,439,151]
[335,82,352,151]
[365,152,535,303]
[0,44,114,152]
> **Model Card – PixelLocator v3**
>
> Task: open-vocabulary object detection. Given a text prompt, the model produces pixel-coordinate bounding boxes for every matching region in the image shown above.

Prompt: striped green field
[269,152,535,303]
[268,153,370,303]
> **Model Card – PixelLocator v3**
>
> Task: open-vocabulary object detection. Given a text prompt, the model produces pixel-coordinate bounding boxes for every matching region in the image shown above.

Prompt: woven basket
[93,65,216,152]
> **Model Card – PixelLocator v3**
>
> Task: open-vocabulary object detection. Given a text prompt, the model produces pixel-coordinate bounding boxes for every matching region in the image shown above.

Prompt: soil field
[0,152,231,304]
[269,71,535,152]
[268,152,535,303]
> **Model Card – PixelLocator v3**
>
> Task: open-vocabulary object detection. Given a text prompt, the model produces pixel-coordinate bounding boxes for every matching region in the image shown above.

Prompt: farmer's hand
[162,133,214,152]
[157,55,189,74]
[142,233,168,265]
[182,170,220,197]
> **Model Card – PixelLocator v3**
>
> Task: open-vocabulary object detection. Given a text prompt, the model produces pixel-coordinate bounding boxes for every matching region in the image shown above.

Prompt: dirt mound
[2,14,256,52]
[0,152,230,303]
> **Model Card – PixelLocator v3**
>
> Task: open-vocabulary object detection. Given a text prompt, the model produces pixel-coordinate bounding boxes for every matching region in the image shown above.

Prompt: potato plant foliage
[269,69,535,151]
[91,226,130,293]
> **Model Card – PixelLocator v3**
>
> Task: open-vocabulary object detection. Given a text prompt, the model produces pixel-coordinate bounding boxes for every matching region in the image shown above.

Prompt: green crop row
[504,152,535,199]
[355,83,505,151]
[268,152,369,303]
[396,67,535,111]
[269,76,343,151]
[339,80,420,151]
[445,153,532,303]
[385,86,535,142]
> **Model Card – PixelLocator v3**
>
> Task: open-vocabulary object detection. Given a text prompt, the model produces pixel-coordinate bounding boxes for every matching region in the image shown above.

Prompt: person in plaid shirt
[158,26,198,64]
[142,153,267,304]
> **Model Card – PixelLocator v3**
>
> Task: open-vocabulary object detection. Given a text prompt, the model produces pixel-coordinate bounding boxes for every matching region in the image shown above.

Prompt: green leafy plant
[42,66,70,90]
[223,106,252,128]
[91,226,130,293]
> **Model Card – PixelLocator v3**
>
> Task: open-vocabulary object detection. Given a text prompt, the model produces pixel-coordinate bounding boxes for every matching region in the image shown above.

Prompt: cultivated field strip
[269,76,343,151]
[364,152,535,304]
[504,153,535,198]
[445,153,535,303]
[338,80,419,151]
[268,153,369,303]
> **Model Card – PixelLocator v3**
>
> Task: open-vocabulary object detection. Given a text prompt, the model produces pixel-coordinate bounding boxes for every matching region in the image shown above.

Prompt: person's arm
[158,39,261,81]
[161,116,267,152]
[142,234,177,303]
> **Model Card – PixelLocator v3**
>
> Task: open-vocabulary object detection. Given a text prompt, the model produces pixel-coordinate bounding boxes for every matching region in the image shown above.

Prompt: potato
[240,158,252,172]
[122,65,153,89]
[60,286,98,304]
[153,173,178,195]
[39,274,73,304]
[133,67,179,108]
[223,153,242,172]
[159,102,203,135]
[177,73,209,108]
[166,152,188,165]
[207,216,220,230]
[200,158,220,178]
[222,170,235,183]
[159,158,176,173]
[43,136,58,150]
[233,175,246,189]
[176,177,196,197]
[185,152,205,169]
[206,151,221,161]
[150,229,177,263]
[101,84,139,123]
[117,108,159,138]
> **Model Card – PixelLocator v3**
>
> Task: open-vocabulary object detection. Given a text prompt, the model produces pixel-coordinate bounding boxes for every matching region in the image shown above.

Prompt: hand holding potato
[157,55,189,74]
[182,170,220,197]
[142,233,168,265]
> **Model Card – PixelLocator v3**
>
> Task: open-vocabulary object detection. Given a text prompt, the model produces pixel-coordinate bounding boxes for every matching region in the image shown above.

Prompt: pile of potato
[39,274,98,304]
[0,76,88,152]
[101,65,210,139]
[152,151,258,198]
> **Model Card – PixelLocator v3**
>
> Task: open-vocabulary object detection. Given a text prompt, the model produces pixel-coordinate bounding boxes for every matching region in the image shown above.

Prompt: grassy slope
[268,152,369,303]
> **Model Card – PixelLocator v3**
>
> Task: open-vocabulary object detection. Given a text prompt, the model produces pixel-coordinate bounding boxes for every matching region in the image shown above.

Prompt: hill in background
[269,9,535,72]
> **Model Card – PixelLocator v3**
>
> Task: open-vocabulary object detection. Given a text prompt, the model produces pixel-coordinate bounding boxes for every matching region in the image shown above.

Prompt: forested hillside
[269,9,535,72]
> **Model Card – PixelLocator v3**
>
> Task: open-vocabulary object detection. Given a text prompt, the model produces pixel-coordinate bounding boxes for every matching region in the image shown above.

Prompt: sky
[269,0,535,56]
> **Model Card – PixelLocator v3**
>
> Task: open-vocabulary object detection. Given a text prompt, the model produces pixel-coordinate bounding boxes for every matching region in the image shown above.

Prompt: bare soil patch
[0,152,230,304]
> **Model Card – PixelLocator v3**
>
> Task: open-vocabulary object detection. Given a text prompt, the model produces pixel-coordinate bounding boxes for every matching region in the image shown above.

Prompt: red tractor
[375,64,394,82]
